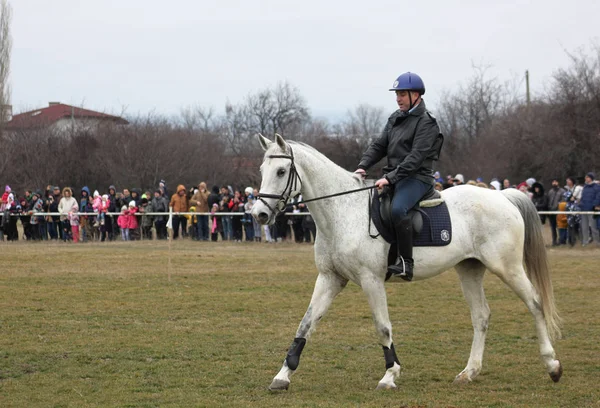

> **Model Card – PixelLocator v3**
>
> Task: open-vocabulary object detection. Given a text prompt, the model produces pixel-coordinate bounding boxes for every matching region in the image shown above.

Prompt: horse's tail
[502,189,562,341]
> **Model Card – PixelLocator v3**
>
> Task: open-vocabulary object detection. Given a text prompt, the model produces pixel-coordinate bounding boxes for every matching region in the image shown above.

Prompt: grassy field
[0,240,599,407]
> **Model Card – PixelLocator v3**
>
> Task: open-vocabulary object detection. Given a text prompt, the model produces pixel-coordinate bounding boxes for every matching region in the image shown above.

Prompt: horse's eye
[277,169,286,177]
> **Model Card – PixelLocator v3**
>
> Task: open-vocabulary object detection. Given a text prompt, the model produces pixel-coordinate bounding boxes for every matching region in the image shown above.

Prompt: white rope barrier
[2,211,599,217]
[538,211,600,215]
[1,211,313,217]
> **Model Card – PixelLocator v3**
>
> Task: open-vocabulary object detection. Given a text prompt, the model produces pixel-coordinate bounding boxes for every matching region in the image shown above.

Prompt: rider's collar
[408,101,422,114]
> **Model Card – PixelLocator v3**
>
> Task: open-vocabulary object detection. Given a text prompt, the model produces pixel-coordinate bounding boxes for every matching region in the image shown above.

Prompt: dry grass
[0,240,599,407]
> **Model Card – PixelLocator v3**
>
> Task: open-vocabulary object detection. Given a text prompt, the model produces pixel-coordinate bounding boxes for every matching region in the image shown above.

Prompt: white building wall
[53,118,104,133]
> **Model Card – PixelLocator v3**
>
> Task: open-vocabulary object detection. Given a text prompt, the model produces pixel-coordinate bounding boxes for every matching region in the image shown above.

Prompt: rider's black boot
[387,217,414,281]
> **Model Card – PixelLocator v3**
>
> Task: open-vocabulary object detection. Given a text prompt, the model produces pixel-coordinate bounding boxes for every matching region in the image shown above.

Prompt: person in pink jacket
[92,190,102,211]
[117,205,130,241]
[126,200,139,238]
[98,194,110,242]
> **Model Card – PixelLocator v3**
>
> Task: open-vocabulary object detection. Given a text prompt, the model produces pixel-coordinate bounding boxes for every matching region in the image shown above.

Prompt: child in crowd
[92,190,102,211]
[210,203,220,241]
[565,191,581,247]
[1,185,10,207]
[118,205,129,241]
[98,194,109,225]
[243,197,255,241]
[97,194,110,241]
[68,208,80,243]
[556,199,568,245]
[140,197,154,240]
[127,200,139,240]
[186,206,198,240]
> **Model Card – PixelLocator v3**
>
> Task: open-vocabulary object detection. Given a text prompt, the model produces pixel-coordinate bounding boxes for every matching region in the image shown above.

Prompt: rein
[296,185,377,205]
[257,145,377,212]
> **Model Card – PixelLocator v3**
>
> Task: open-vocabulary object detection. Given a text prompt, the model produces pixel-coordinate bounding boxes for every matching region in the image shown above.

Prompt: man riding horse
[355,72,443,280]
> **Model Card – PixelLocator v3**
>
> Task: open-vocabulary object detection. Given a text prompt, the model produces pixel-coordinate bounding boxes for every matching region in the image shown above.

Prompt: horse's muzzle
[252,201,275,225]
[256,212,270,225]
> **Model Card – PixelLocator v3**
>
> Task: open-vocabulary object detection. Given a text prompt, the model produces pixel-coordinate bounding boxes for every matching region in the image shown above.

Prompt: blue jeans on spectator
[155,219,167,240]
[39,222,48,240]
[558,228,567,245]
[61,220,71,241]
[244,217,254,241]
[48,220,59,239]
[197,215,209,241]
[222,216,232,241]
[548,214,558,245]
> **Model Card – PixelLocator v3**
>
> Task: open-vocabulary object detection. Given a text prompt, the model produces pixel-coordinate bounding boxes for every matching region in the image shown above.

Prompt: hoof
[268,379,290,391]
[549,361,563,383]
[376,382,397,390]
[453,372,472,385]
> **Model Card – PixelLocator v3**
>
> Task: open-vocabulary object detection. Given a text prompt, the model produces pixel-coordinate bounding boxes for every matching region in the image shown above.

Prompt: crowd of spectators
[0,180,316,244]
[1,171,599,247]
[435,171,600,248]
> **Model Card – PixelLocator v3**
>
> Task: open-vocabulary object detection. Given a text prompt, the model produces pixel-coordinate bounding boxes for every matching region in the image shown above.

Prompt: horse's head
[252,133,302,225]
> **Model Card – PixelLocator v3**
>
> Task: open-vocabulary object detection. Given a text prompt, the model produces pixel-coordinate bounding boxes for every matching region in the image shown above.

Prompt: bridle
[256,144,378,217]
[257,146,302,215]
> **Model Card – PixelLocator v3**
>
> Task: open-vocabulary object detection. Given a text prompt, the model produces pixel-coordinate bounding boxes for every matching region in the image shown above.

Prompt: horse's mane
[285,141,361,184]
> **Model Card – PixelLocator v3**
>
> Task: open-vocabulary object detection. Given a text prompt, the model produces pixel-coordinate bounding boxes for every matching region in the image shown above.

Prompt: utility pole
[525,70,531,107]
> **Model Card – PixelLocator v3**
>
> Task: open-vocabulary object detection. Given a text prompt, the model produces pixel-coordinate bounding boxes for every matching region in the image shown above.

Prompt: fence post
[167,206,173,282]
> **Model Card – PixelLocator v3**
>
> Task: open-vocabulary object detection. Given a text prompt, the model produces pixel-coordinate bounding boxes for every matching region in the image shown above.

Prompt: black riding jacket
[357,101,443,186]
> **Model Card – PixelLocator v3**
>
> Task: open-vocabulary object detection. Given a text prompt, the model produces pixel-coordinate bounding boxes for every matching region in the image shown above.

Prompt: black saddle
[370,186,452,248]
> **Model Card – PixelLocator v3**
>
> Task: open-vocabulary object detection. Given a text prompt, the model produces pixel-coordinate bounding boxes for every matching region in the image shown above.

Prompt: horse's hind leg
[454,259,490,384]
[269,272,347,391]
[488,261,562,382]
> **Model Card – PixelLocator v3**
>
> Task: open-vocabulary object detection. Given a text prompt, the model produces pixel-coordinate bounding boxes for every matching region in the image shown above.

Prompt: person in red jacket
[127,200,139,240]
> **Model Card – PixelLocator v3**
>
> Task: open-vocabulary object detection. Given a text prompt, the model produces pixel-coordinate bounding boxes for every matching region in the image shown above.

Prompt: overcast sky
[9,0,600,120]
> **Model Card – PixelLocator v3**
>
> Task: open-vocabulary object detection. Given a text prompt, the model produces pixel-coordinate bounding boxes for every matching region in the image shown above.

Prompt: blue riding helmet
[389,72,426,95]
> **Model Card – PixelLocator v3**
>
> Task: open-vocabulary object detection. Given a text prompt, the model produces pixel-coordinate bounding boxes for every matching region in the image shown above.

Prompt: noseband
[257,146,302,215]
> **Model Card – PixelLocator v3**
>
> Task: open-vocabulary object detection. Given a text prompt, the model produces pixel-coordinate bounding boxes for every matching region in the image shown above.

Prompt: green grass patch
[0,241,598,407]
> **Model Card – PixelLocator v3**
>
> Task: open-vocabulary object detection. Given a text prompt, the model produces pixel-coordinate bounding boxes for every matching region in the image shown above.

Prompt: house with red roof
[3,102,128,134]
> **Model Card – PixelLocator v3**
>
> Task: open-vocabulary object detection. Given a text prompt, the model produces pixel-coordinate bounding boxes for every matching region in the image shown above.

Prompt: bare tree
[548,43,600,178]
[438,64,505,145]
[180,105,216,132]
[223,101,251,156]
[436,65,520,179]
[271,82,310,137]
[221,82,310,159]
[0,0,12,129]
[245,90,275,136]
[340,103,385,149]
[240,81,310,139]
[298,118,330,146]
[4,42,600,194]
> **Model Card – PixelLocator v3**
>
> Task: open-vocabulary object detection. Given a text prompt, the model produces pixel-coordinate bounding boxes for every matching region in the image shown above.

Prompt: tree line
[1,42,599,195]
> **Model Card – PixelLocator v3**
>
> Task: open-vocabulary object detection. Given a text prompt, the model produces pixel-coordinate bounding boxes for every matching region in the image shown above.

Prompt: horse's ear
[275,133,287,152]
[257,133,272,151]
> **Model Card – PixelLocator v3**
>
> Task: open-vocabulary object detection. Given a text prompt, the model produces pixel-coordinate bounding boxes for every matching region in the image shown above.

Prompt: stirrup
[387,257,413,282]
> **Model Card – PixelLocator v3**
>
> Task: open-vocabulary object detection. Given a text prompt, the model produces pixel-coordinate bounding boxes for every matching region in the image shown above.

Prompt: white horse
[252,134,562,391]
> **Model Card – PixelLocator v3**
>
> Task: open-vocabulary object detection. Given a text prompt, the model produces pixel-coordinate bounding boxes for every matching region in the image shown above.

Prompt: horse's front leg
[269,272,347,391]
[361,276,401,390]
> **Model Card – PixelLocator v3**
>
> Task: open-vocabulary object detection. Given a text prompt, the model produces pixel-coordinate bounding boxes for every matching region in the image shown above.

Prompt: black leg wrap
[382,344,401,370]
[285,337,306,371]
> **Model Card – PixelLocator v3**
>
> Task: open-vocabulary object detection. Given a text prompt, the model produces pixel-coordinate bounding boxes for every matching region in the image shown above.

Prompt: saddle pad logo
[440,230,450,242]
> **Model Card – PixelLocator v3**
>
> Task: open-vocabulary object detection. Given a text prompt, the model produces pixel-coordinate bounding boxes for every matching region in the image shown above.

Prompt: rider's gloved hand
[354,169,366,180]
[375,177,390,189]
